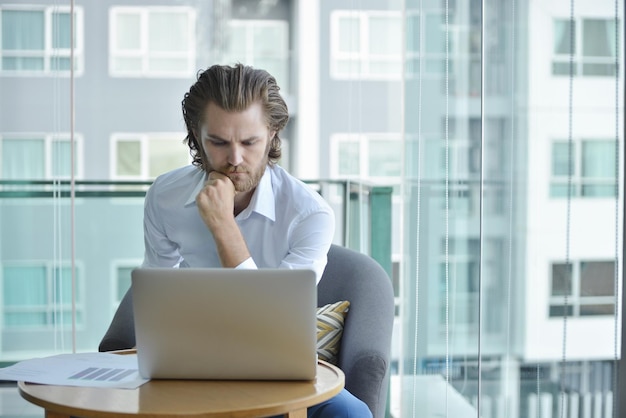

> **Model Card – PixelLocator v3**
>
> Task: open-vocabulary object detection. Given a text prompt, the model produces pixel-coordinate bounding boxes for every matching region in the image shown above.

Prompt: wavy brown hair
[182,63,289,171]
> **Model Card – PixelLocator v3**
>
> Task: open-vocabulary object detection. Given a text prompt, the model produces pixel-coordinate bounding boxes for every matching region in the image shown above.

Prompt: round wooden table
[18,361,344,418]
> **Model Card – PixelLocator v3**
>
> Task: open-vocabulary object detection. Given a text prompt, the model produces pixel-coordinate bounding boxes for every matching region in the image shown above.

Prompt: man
[141,63,372,418]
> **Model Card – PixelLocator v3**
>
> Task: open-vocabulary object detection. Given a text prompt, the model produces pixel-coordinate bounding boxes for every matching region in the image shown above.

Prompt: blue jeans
[270,389,372,418]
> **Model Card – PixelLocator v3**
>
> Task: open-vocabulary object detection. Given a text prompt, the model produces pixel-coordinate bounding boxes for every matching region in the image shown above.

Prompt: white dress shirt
[141,164,335,283]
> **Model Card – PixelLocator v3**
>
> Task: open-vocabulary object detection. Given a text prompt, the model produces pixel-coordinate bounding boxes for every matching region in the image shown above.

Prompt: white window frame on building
[330,133,402,183]
[330,10,404,80]
[550,138,617,198]
[110,132,190,180]
[0,133,83,180]
[2,261,84,329]
[552,16,620,77]
[109,6,196,78]
[549,260,616,317]
[0,4,84,76]
[221,19,290,93]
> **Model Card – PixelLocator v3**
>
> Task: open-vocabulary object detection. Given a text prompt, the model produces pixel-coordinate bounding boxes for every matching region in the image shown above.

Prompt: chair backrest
[99,244,395,418]
[318,244,395,418]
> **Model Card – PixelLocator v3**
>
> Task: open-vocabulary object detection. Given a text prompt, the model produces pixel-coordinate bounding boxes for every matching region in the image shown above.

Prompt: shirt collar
[184,166,275,222]
[184,171,208,207]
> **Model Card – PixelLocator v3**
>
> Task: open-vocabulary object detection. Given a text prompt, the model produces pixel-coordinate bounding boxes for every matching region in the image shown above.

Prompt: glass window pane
[116,140,141,176]
[580,304,614,316]
[51,139,74,178]
[424,13,445,54]
[370,60,402,75]
[2,10,44,50]
[551,263,572,296]
[148,138,188,178]
[337,141,360,176]
[2,138,45,179]
[580,261,614,297]
[336,59,361,75]
[148,57,188,72]
[2,57,45,71]
[554,19,575,55]
[582,19,614,57]
[54,266,77,303]
[369,139,402,177]
[52,12,72,49]
[582,141,615,178]
[550,183,575,198]
[113,57,143,72]
[369,16,401,55]
[253,24,285,52]
[338,16,360,53]
[553,61,578,75]
[116,13,141,50]
[227,26,247,55]
[149,12,189,52]
[406,14,420,53]
[57,310,82,325]
[5,313,47,327]
[3,266,47,306]
[552,142,572,176]
[582,63,616,77]
[51,57,72,71]
[549,305,573,317]
[581,184,615,197]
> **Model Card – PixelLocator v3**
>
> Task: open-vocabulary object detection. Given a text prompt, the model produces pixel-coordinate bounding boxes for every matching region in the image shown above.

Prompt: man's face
[200,101,274,193]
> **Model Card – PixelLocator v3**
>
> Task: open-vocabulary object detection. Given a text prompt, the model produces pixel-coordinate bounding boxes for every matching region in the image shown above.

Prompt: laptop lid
[131,268,317,381]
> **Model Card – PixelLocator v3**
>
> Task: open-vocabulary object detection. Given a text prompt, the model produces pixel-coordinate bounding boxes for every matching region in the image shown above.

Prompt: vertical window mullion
[361,13,369,76]
[44,7,52,73]
[141,11,149,74]
[141,136,149,178]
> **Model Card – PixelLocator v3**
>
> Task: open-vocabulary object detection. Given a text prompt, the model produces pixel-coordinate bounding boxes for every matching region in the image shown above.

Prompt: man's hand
[196,171,251,267]
[196,171,236,231]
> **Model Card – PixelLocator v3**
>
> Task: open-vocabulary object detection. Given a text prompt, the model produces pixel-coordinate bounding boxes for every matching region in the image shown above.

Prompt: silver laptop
[131,268,318,381]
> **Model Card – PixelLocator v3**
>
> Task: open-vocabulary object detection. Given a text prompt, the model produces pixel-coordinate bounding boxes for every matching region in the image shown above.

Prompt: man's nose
[228,144,243,166]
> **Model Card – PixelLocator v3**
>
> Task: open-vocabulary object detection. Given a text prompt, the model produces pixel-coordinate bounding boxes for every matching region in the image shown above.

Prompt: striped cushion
[316,300,350,365]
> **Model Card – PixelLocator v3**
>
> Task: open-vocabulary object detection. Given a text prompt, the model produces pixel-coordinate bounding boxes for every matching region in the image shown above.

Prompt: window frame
[0,133,84,180]
[549,259,616,317]
[330,10,404,80]
[110,132,189,180]
[552,16,620,77]
[1,260,84,329]
[0,4,84,76]
[550,138,617,198]
[330,132,402,184]
[222,19,290,92]
[109,6,196,78]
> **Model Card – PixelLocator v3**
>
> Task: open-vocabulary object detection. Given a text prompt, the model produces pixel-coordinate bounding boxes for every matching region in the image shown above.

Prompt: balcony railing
[0,179,392,361]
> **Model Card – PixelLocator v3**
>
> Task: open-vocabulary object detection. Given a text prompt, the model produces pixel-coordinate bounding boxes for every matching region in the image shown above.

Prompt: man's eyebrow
[204,133,228,142]
[203,134,261,143]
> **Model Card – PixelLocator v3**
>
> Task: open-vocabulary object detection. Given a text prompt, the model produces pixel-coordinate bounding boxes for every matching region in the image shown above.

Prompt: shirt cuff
[235,257,258,270]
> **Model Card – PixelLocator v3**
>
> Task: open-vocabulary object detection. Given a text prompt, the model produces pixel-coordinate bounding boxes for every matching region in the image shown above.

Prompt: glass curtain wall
[401,0,623,418]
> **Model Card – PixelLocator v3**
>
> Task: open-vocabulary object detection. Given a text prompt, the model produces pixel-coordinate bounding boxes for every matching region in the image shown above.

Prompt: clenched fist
[196,171,236,231]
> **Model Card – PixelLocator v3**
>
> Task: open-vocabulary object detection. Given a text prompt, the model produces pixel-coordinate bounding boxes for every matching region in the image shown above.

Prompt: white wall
[524,0,624,361]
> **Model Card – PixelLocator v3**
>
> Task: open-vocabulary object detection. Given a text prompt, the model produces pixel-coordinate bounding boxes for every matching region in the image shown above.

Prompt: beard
[227,162,266,193]
[205,155,268,193]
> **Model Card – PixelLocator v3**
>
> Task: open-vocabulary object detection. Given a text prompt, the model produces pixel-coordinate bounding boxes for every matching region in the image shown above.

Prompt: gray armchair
[99,244,395,418]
